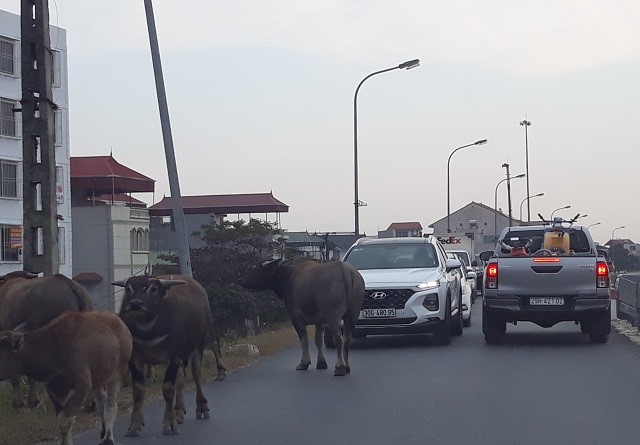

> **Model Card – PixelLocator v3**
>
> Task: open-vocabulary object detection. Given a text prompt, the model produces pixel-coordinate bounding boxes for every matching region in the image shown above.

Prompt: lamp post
[519,118,532,221]
[353,58,420,236]
[551,205,571,219]
[611,225,626,270]
[447,139,488,232]
[587,222,601,229]
[494,173,525,240]
[519,192,544,222]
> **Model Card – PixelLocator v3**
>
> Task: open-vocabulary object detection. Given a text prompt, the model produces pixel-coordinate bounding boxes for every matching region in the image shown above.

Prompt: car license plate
[530,297,564,306]
[362,308,396,318]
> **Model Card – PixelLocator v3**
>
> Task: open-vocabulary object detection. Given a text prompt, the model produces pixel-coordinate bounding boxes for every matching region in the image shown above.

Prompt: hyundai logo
[371,291,387,300]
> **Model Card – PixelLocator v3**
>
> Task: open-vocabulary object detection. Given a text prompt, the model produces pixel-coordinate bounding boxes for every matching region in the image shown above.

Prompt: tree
[612,243,640,272]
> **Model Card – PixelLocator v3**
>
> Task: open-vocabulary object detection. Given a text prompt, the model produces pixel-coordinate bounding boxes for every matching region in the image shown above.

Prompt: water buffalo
[0,311,132,445]
[0,271,94,408]
[239,259,365,376]
[114,274,227,436]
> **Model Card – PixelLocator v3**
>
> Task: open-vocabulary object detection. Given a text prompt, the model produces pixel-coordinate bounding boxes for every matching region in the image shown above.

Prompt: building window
[55,166,64,203]
[0,160,19,198]
[58,226,65,265]
[54,109,62,146]
[1,225,21,262]
[131,228,150,252]
[0,37,15,76]
[52,50,61,87]
[0,98,17,137]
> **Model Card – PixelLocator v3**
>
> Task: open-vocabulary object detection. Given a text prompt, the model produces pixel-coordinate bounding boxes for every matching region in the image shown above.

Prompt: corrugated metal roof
[70,156,155,194]
[149,192,289,216]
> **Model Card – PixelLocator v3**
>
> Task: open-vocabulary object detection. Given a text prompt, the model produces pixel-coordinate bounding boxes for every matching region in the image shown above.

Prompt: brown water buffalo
[114,274,227,436]
[0,311,132,445]
[0,271,94,408]
[239,259,365,376]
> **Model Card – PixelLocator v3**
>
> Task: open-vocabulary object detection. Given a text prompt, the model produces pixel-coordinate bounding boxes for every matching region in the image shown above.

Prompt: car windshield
[345,243,439,270]
[452,251,470,266]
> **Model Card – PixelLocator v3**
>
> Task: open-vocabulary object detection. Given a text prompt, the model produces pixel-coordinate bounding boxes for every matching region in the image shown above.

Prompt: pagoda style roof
[149,192,288,216]
[70,155,155,194]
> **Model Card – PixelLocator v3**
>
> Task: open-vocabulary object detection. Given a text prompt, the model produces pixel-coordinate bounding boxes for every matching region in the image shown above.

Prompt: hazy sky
[2,1,639,244]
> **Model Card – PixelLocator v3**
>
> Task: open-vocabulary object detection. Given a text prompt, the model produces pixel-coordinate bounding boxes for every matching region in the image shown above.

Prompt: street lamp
[519,192,544,222]
[353,59,420,235]
[587,222,601,229]
[447,139,488,232]
[519,119,532,221]
[494,173,525,240]
[551,205,571,219]
[611,225,626,270]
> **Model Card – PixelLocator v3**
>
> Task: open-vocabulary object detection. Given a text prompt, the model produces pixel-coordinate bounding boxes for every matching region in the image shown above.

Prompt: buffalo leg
[162,362,181,435]
[327,323,346,376]
[94,388,107,440]
[26,376,41,407]
[174,366,186,425]
[191,349,210,420]
[9,373,24,408]
[342,323,354,374]
[292,320,311,370]
[209,338,228,380]
[125,359,147,437]
[99,378,120,445]
[314,324,328,369]
[56,378,91,445]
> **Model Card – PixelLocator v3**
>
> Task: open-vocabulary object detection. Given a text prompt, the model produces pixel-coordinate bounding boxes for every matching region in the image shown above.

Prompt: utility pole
[519,118,532,221]
[502,163,514,227]
[20,0,59,276]
[144,0,192,276]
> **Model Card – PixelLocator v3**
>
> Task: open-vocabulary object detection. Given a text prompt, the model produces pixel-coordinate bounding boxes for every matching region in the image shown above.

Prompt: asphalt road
[75,306,640,445]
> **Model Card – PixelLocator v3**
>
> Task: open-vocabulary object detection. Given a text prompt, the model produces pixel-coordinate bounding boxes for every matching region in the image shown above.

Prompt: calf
[0,271,94,408]
[239,259,365,376]
[0,311,132,445]
[114,274,227,436]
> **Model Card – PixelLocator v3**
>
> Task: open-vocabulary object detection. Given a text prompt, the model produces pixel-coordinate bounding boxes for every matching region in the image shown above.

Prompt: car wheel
[483,304,505,344]
[463,314,471,328]
[589,333,609,343]
[587,307,611,343]
[433,295,452,345]
[451,292,464,337]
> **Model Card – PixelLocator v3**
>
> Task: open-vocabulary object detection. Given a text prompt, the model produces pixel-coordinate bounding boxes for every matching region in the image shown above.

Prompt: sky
[2,1,639,244]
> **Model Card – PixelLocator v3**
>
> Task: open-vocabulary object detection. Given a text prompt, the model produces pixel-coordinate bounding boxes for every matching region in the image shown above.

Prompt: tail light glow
[596,261,610,288]
[486,263,498,289]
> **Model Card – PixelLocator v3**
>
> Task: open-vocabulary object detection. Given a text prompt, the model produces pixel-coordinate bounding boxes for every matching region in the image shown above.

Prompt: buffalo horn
[261,259,282,268]
[111,279,127,287]
[158,279,186,288]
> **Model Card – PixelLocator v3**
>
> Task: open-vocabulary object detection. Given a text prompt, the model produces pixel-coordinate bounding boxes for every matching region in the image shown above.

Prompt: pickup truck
[479,216,611,344]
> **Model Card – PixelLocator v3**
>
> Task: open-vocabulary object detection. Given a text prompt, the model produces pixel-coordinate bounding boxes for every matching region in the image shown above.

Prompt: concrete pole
[144,0,192,276]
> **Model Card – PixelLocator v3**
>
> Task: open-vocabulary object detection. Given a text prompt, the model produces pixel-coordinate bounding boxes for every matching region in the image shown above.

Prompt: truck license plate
[530,297,564,306]
[362,308,396,318]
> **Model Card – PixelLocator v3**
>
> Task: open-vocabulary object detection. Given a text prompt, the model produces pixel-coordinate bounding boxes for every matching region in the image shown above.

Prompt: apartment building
[0,9,72,276]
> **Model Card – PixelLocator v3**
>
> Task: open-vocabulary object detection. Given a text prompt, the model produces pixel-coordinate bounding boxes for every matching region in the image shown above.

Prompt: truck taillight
[596,261,609,288]
[486,263,498,289]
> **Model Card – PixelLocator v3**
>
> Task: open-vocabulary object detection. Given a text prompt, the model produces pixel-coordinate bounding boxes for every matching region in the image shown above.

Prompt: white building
[0,10,72,276]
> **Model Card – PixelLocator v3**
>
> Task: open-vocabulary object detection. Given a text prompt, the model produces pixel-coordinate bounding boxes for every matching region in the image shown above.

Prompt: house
[283,231,338,261]
[429,201,522,258]
[0,10,72,276]
[378,222,423,238]
[70,155,155,311]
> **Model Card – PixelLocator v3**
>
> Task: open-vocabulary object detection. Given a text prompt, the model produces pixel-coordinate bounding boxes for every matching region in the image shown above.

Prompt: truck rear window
[500,228,592,256]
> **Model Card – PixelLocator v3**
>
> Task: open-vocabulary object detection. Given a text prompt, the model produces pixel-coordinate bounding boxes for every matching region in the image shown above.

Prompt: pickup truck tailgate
[497,257,597,296]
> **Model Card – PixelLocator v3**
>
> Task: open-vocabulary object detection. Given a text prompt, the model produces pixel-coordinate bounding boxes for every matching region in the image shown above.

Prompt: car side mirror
[479,251,494,261]
[597,249,608,259]
[445,258,462,272]
[471,260,478,267]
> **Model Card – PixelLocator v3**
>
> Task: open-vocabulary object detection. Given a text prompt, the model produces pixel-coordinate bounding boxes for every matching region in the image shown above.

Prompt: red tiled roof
[73,272,103,282]
[70,156,155,194]
[387,222,423,231]
[149,192,288,216]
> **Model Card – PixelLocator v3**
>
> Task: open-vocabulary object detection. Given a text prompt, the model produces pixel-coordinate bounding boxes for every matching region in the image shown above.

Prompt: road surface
[75,307,640,444]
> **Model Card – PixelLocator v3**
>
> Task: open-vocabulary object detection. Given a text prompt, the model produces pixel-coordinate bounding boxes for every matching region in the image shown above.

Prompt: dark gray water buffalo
[239,259,365,376]
[114,274,227,436]
[0,271,94,408]
[0,311,132,445]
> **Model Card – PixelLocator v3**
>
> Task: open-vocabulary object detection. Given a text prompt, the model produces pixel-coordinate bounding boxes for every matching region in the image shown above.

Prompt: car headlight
[416,279,440,290]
